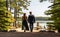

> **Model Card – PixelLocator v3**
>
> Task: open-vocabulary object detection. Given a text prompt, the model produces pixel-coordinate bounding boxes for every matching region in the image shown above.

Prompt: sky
[22,0,53,17]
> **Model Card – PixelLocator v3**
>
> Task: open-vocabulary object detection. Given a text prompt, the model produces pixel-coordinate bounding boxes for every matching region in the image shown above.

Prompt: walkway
[0,32,60,37]
[9,27,40,32]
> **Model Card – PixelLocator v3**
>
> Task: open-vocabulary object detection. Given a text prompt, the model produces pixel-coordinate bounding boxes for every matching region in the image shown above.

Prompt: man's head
[29,11,32,15]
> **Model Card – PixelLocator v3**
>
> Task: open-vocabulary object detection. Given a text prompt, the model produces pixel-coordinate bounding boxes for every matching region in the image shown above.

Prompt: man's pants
[29,23,33,32]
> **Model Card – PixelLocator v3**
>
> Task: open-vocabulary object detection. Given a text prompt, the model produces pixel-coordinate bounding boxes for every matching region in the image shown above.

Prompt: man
[28,12,35,32]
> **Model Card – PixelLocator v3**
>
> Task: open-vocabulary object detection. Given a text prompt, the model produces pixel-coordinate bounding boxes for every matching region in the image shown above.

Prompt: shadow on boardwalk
[0,32,60,37]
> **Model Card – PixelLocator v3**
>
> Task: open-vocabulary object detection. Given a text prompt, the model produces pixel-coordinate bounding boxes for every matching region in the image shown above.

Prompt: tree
[0,0,14,31]
[40,0,60,32]
[9,0,30,27]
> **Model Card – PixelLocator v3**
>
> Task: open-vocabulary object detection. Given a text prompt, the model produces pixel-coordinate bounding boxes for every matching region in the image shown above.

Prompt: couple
[22,12,35,32]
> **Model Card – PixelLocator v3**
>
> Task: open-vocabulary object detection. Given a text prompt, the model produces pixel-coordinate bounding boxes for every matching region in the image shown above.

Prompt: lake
[16,20,53,29]
[34,20,53,28]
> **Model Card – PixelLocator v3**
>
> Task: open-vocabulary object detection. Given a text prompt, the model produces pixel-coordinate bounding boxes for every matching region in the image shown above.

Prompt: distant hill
[35,17,51,21]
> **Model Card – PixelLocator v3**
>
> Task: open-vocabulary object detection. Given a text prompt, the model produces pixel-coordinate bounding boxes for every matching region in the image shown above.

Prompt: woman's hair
[23,13,26,16]
[22,13,27,20]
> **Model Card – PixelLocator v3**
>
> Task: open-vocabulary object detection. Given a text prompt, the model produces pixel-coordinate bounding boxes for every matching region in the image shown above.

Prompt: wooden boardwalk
[5,27,60,37]
[9,28,40,32]
[0,32,60,37]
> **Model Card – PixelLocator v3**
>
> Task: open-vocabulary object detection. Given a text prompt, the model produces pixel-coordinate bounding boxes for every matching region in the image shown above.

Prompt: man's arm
[33,15,35,23]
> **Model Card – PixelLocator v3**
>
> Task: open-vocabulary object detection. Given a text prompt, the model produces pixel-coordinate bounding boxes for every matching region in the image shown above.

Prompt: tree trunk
[13,7,17,27]
[6,0,8,10]
[58,28,60,33]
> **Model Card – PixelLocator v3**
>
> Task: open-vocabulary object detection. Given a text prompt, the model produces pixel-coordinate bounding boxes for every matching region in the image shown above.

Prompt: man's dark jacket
[28,15,35,23]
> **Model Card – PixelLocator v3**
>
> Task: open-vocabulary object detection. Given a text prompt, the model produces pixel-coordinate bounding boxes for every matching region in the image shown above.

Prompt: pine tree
[9,0,30,27]
[40,0,60,32]
[0,0,14,31]
[44,0,60,32]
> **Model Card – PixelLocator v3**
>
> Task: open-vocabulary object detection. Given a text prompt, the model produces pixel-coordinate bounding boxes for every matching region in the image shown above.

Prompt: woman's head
[23,13,26,16]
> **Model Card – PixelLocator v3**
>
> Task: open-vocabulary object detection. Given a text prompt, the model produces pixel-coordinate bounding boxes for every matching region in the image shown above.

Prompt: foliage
[8,0,30,27]
[41,0,60,32]
[0,0,15,31]
[9,0,30,13]
[47,22,55,31]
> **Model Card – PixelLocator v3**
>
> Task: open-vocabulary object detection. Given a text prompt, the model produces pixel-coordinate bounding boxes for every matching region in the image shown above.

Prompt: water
[17,20,53,29]
[34,20,53,28]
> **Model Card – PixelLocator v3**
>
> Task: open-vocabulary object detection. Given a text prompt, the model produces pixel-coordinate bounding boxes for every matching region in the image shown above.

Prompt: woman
[22,13,29,32]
